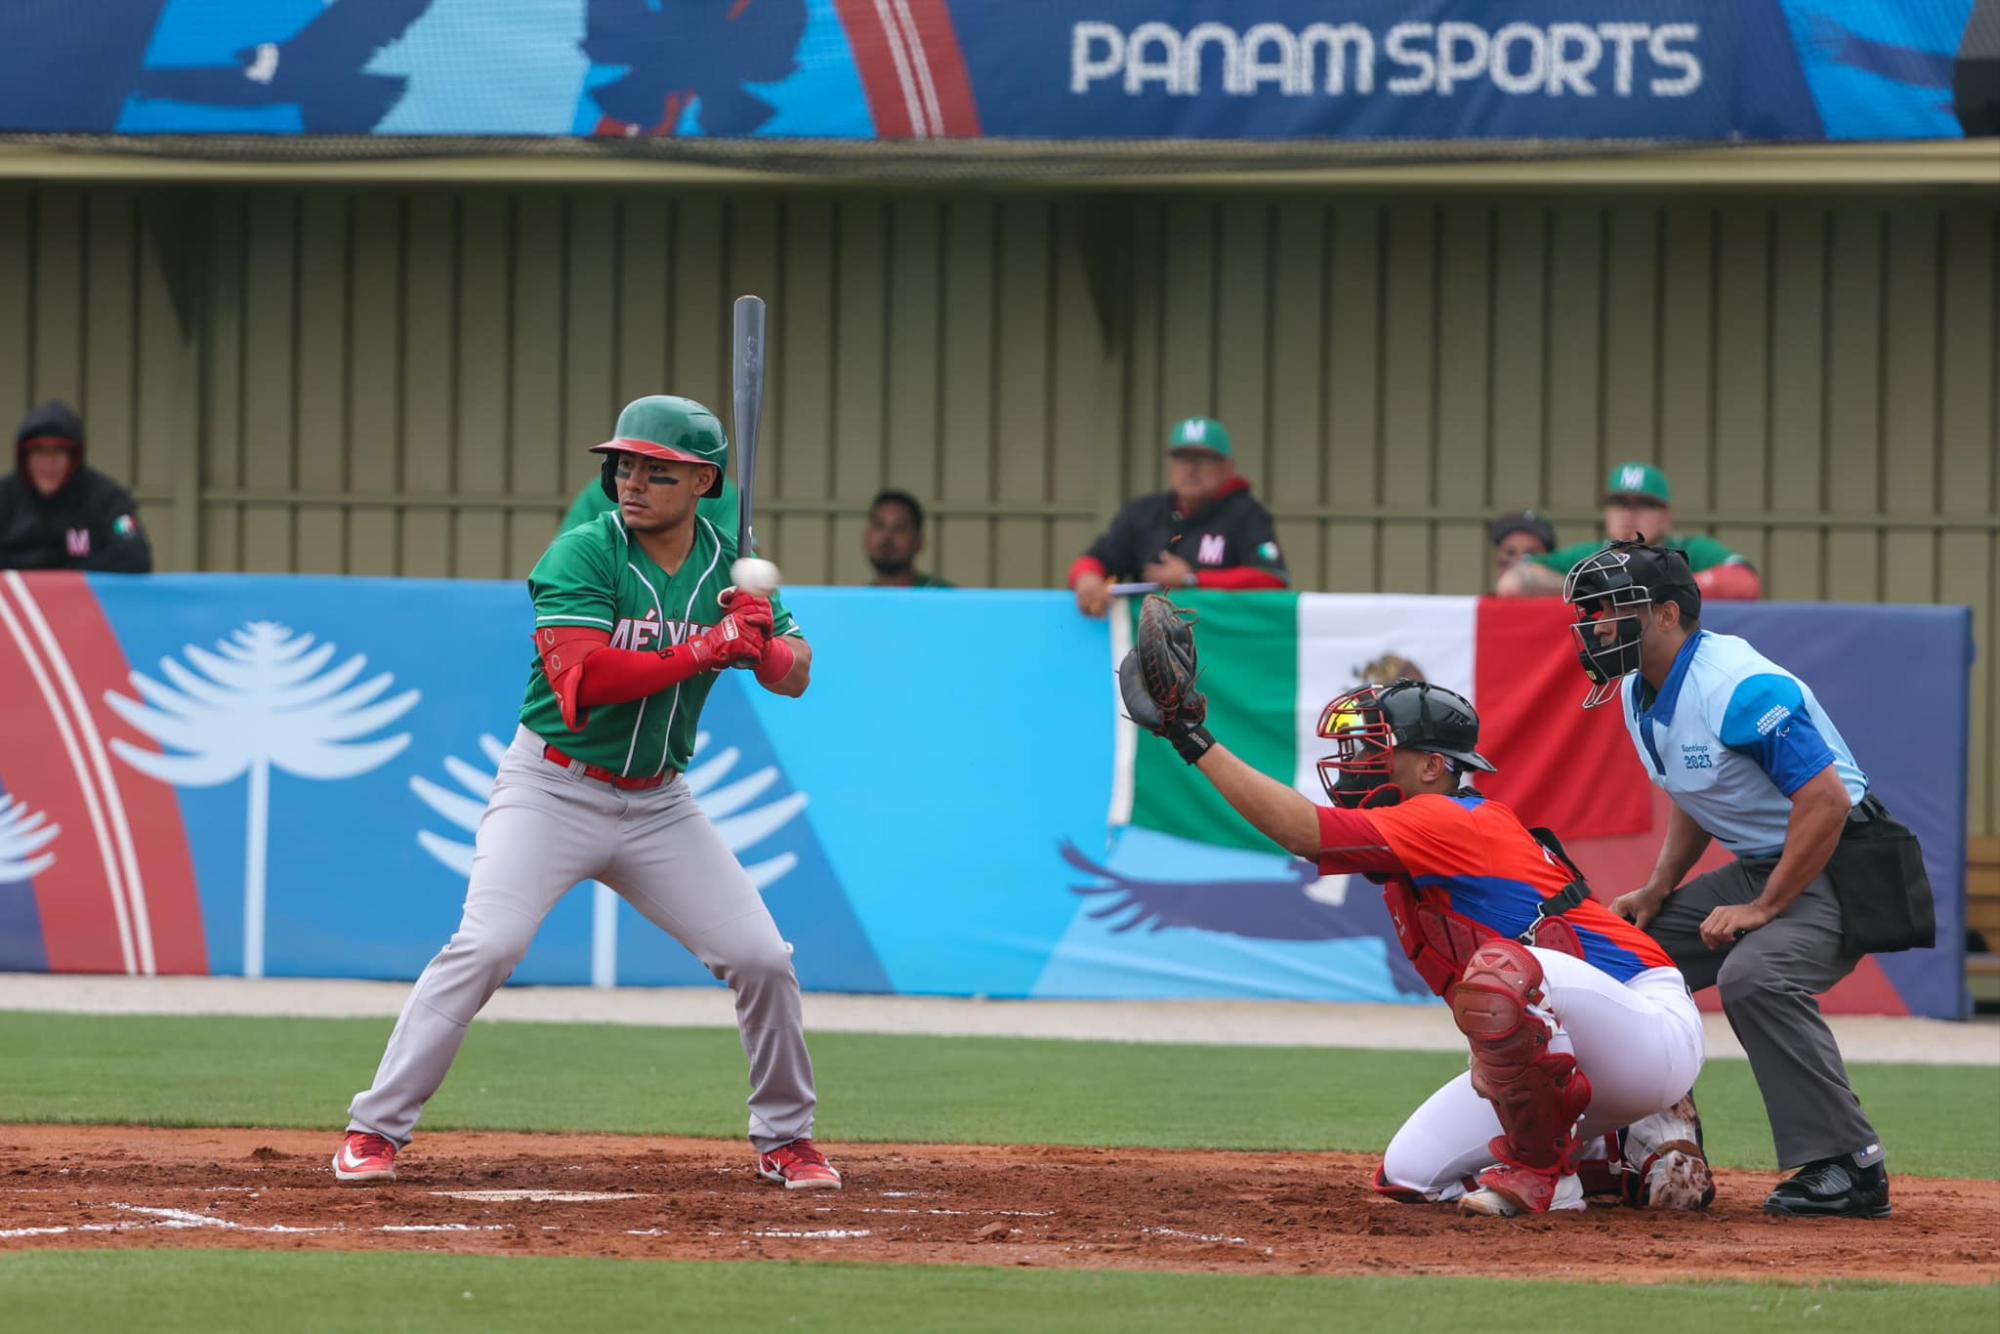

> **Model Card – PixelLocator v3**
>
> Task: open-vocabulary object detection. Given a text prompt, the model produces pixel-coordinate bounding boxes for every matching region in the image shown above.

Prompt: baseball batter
[1121,598,1713,1216]
[334,395,839,1190]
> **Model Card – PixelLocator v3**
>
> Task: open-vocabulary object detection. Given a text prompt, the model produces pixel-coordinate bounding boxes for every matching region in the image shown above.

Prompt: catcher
[1120,595,1714,1215]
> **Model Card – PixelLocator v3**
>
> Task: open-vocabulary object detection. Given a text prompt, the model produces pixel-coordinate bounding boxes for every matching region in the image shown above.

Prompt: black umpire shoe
[1763,1154,1892,1219]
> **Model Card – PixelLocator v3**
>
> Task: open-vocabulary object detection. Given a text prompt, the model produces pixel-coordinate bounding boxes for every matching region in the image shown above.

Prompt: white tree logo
[105,621,421,978]
[0,793,59,881]
[412,730,807,987]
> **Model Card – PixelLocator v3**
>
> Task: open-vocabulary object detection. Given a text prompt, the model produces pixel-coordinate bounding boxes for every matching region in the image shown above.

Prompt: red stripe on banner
[897,0,982,136]
[1476,597,1652,841]
[832,0,919,138]
[0,580,131,971]
[7,574,207,974]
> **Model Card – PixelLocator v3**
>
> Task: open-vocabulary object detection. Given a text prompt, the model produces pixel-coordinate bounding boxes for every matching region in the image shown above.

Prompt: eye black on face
[614,458,680,486]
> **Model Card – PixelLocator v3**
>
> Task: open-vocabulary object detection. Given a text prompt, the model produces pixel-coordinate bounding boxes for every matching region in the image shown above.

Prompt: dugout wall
[0,182,1993,834]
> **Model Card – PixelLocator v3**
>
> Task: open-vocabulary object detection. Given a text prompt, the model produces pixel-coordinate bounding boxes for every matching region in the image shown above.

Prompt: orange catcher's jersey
[1357,792,1676,983]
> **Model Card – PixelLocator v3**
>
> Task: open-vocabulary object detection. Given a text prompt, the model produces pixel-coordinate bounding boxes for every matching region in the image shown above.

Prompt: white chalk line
[0,1202,518,1241]
[379,1224,512,1234]
[432,1190,645,1203]
[1143,1225,1247,1245]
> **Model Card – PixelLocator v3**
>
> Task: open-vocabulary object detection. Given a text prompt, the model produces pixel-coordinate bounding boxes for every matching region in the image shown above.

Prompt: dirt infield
[2,1126,1994,1284]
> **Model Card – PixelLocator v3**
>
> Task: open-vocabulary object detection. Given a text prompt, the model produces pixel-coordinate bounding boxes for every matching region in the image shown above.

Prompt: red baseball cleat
[332,1131,398,1183]
[1460,1164,1585,1216]
[756,1138,842,1190]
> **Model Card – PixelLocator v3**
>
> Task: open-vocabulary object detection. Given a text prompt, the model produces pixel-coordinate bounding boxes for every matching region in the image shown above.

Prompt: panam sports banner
[0,573,1973,1018]
[0,1,1992,141]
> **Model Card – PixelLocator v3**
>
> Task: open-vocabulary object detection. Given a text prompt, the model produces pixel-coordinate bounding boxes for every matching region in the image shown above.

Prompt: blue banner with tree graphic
[0,572,1973,1018]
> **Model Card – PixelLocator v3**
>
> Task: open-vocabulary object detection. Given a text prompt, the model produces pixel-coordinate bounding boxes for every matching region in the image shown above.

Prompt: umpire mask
[1562,540,1700,709]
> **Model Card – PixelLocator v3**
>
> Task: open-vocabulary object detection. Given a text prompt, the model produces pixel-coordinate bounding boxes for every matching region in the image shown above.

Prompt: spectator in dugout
[1069,416,1287,617]
[1495,462,1761,600]
[0,400,152,574]
[864,489,951,588]
[1489,509,1557,583]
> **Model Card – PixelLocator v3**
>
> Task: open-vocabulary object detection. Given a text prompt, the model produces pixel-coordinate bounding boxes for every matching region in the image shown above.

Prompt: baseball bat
[732,294,765,558]
[729,294,780,595]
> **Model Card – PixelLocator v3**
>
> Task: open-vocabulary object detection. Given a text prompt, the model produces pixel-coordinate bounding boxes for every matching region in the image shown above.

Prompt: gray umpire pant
[349,726,817,1153]
[1646,860,1881,1171]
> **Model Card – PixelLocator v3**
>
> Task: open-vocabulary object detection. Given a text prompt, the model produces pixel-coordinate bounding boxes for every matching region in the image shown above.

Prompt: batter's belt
[542,743,678,790]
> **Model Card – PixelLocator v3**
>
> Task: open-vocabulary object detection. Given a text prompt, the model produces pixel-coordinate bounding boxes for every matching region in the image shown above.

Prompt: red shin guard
[1449,939,1592,1175]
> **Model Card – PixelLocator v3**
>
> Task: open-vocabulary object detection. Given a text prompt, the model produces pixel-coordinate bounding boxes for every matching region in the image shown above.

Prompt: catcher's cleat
[757,1138,843,1190]
[1620,1095,1716,1210]
[1460,1165,1586,1217]
[1641,1147,1715,1211]
[331,1131,398,1183]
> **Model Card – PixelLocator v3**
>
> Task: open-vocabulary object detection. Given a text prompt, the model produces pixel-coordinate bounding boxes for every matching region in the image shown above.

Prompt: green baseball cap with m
[1605,461,1671,505]
[1168,416,1232,458]
[593,395,729,498]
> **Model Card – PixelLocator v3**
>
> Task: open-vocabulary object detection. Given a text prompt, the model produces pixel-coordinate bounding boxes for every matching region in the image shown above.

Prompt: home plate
[432,1190,646,1203]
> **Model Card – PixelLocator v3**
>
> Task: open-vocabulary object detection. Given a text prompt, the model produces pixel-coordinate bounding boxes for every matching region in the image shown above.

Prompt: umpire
[1563,541,1934,1220]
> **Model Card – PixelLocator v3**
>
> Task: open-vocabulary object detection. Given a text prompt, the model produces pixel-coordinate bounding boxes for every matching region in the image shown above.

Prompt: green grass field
[0,1013,1994,1176]
[1,1011,1995,1332]
[5,1252,1995,1334]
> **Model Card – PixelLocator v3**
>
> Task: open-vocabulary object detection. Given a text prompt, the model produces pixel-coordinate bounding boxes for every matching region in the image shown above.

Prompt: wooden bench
[1970,836,2000,1009]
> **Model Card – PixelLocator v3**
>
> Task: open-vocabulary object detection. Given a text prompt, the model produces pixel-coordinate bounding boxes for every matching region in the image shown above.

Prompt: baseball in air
[731,556,782,596]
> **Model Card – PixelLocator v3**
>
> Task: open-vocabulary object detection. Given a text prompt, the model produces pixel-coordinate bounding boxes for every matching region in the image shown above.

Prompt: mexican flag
[1111,593,1650,854]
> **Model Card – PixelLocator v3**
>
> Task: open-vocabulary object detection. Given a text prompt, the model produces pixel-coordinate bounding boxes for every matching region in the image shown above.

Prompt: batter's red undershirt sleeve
[536,626,711,731]
[1315,805,1406,877]
[1694,562,1763,600]
[754,635,796,686]
[576,646,710,705]
[1193,566,1288,591]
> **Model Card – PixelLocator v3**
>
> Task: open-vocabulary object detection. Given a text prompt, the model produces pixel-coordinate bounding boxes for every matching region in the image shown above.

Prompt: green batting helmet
[593,395,729,500]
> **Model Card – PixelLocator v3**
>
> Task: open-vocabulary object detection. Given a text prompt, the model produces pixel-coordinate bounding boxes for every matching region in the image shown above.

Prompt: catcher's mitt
[1118,594,1213,765]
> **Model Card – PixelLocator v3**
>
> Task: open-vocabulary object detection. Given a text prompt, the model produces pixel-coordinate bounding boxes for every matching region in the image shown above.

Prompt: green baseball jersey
[1531,533,1750,576]
[520,511,800,778]
[867,571,954,589]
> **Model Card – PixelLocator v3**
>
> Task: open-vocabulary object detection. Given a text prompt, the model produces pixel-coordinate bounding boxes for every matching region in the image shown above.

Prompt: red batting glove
[718,589,775,635]
[684,608,769,673]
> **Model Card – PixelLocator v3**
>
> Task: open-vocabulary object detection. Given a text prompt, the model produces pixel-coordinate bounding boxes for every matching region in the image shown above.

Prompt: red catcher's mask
[1315,684,1404,810]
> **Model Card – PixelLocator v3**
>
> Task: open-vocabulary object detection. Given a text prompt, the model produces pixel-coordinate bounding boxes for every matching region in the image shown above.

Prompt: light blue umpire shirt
[1620,630,1868,859]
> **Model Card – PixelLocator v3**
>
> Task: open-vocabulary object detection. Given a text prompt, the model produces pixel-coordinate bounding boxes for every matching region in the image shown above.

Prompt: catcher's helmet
[593,395,729,501]
[1561,539,1700,709]
[1315,679,1495,810]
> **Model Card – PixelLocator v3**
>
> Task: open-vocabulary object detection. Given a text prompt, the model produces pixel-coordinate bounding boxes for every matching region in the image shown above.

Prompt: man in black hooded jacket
[0,401,153,573]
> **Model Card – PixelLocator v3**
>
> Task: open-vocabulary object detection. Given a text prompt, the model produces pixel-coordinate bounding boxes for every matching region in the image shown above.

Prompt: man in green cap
[1496,462,1762,600]
[1069,415,1289,617]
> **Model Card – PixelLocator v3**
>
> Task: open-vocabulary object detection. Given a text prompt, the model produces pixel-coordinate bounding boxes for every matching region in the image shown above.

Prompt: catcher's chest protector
[1380,880,1584,1000]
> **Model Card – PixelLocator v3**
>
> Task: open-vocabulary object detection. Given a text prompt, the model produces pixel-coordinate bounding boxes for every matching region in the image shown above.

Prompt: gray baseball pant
[348,725,816,1152]
[1645,860,1881,1171]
